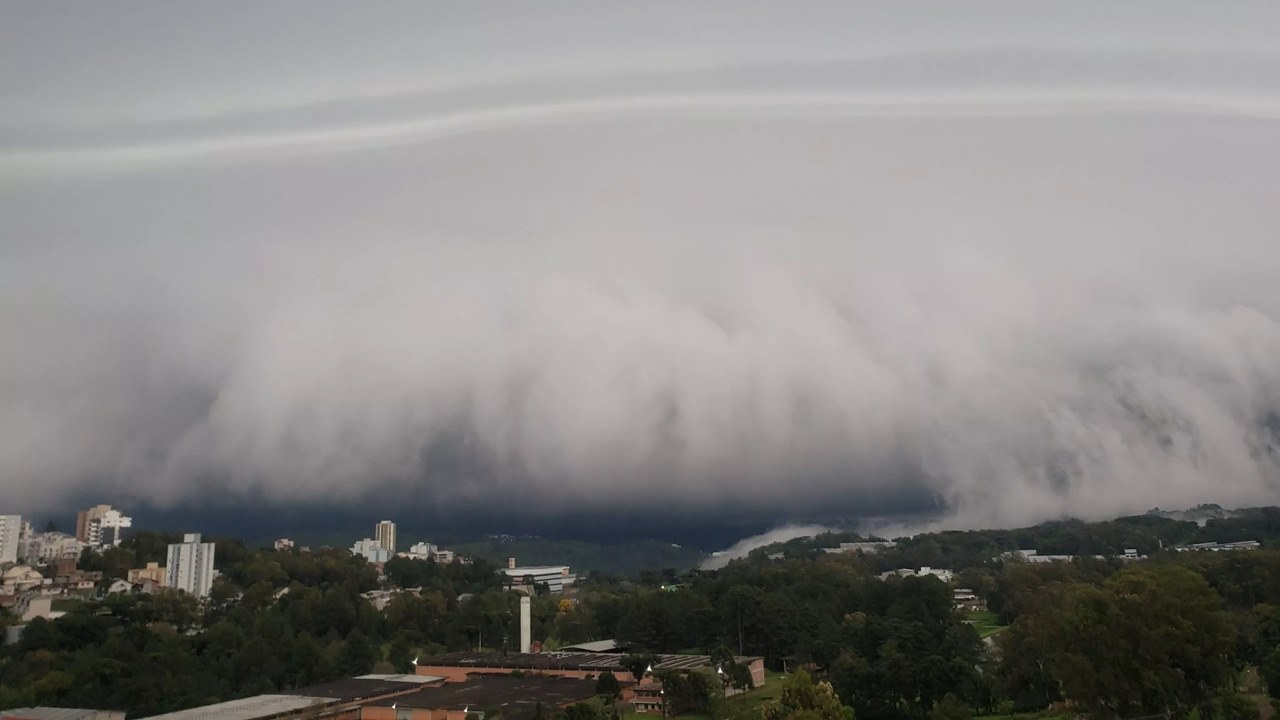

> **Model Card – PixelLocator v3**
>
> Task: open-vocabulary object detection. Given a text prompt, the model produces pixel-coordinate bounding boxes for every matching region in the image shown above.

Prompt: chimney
[520,596,532,654]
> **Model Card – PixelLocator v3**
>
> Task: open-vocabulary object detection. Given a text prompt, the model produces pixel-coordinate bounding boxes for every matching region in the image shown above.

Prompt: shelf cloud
[3,1,1280,530]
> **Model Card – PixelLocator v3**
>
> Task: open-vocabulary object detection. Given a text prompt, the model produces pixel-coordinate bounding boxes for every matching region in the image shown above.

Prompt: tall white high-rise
[0,515,21,565]
[375,520,396,554]
[86,509,132,548]
[166,533,216,598]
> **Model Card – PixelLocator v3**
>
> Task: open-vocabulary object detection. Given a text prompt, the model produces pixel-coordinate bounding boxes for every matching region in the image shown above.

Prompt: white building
[431,549,456,564]
[21,532,86,563]
[0,515,20,565]
[274,538,295,551]
[1000,549,1114,563]
[1174,540,1261,552]
[352,538,390,563]
[86,508,132,549]
[376,520,397,554]
[825,541,897,554]
[502,558,577,593]
[166,533,216,598]
[879,566,954,583]
[407,541,438,558]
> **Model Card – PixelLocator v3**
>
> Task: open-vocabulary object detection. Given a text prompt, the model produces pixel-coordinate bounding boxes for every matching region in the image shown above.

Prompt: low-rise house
[2,565,44,594]
[105,579,134,595]
[127,562,166,585]
[53,570,102,593]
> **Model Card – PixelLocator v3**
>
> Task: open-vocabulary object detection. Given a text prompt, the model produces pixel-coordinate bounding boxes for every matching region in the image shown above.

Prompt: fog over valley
[3,2,1280,534]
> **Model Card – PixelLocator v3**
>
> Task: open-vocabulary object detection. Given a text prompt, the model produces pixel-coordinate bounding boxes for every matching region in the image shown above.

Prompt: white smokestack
[520,595,531,653]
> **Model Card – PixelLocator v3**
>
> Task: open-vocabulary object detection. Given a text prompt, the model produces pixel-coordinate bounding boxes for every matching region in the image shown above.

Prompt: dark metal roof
[279,676,437,702]
[365,676,600,710]
[419,651,760,672]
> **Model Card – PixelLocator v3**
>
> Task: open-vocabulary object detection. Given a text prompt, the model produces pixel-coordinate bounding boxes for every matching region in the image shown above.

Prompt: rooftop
[419,651,759,672]
[557,640,627,653]
[279,675,443,702]
[137,695,335,720]
[365,675,600,710]
[1,710,121,720]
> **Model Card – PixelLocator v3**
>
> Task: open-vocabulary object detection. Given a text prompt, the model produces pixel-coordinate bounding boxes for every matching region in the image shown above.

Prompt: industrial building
[414,651,766,687]
[1,709,124,720]
[360,675,602,720]
[1174,540,1262,552]
[138,674,442,720]
[501,558,576,594]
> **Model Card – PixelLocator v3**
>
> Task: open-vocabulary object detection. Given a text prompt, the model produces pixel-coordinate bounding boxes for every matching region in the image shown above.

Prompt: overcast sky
[3,2,1280,531]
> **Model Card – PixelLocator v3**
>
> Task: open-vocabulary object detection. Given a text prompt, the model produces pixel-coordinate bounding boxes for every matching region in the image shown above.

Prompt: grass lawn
[966,610,1007,639]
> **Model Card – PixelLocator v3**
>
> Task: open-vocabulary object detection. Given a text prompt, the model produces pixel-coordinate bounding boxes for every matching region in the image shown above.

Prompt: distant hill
[450,536,707,577]
[742,505,1280,572]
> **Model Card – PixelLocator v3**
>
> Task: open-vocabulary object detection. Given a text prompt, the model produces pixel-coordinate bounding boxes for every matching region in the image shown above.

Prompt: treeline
[755,506,1280,573]
[0,535,513,714]
[8,530,1280,719]
[550,550,1280,720]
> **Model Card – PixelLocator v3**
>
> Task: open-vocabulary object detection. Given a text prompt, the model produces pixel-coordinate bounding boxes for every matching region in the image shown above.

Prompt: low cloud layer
[3,3,1280,529]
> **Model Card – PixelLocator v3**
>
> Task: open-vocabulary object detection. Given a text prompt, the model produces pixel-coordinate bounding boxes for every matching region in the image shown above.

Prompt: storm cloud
[3,2,1280,529]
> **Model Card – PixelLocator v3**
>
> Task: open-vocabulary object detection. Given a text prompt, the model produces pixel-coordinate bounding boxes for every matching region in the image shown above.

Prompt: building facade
[0,515,20,565]
[75,504,112,542]
[407,542,437,558]
[376,521,397,554]
[501,561,577,594]
[127,561,166,585]
[353,538,391,563]
[21,532,86,564]
[166,533,216,598]
[86,509,132,549]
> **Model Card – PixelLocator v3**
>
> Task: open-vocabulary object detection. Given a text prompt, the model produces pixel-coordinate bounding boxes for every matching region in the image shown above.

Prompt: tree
[596,671,621,700]
[620,653,659,682]
[726,662,754,693]
[1210,693,1261,720]
[1263,649,1280,700]
[761,669,854,720]
[998,564,1236,719]
[563,700,607,720]
[928,694,972,720]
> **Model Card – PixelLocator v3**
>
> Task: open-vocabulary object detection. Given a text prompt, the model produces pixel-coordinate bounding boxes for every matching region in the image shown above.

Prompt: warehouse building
[360,675,601,720]
[415,651,765,687]
[138,674,443,720]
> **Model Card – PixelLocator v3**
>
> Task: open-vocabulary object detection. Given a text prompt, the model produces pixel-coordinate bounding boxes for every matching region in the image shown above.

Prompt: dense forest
[5,511,1280,718]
